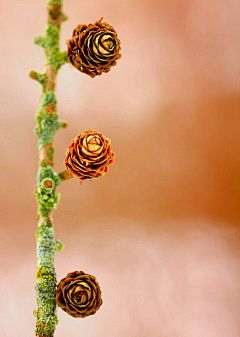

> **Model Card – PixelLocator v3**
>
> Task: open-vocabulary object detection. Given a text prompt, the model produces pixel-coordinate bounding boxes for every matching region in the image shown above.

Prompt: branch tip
[29,70,38,80]
[57,120,67,129]
[58,170,73,181]
[29,71,47,85]
[61,13,68,22]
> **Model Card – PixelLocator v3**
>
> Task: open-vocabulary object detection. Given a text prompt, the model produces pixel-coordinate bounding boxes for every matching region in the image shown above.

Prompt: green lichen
[34,22,68,71]
[48,0,62,6]
[38,167,62,186]
[40,159,48,168]
[46,48,69,70]
[35,221,58,336]
[47,147,54,161]
[35,102,67,149]
[35,92,59,149]
[44,24,69,70]
[34,36,46,48]
[34,25,59,51]
[35,109,44,137]
[36,72,47,82]
[40,117,57,143]
[54,240,64,252]
[41,91,57,108]
[35,167,62,217]
[45,24,59,48]
[33,1,68,335]
[57,120,68,129]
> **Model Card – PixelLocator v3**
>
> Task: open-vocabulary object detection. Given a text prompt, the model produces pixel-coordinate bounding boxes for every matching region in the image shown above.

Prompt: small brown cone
[56,271,102,318]
[66,19,121,78]
[65,130,115,180]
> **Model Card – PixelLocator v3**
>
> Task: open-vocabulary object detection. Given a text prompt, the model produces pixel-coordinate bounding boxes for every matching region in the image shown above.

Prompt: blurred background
[0,0,239,336]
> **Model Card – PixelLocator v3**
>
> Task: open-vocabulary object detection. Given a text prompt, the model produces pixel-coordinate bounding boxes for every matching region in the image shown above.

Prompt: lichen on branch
[35,167,62,218]
[34,220,58,337]
[30,1,68,336]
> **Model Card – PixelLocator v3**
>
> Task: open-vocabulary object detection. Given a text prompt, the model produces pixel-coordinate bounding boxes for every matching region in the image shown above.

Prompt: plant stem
[30,1,68,336]
[58,169,73,181]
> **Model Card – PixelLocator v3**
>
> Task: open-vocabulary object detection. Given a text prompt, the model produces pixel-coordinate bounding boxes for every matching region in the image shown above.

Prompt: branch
[58,169,73,181]
[31,1,67,336]
[29,71,47,86]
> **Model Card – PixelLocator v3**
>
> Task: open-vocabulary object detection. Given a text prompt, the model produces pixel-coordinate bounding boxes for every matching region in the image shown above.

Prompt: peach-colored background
[0,0,240,336]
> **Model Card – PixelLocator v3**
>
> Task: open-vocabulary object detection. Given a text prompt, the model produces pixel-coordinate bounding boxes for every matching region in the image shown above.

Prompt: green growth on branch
[48,0,62,5]
[54,240,65,252]
[32,0,69,335]
[35,92,58,149]
[34,220,58,336]
[35,167,62,218]
[34,24,69,70]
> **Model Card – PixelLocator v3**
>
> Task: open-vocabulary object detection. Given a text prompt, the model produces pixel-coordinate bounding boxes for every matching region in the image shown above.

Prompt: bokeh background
[0,0,240,336]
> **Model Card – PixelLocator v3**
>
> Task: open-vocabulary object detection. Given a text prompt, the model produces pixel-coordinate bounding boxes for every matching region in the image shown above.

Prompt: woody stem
[31,1,68,336]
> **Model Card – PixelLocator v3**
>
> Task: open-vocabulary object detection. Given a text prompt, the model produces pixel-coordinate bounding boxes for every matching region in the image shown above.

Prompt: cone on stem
[67,19,121,77]
[65,130,115,180]
[56,271,102,318]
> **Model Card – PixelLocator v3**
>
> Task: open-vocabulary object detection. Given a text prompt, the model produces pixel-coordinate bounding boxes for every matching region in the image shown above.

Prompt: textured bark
[33,1,67,336]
